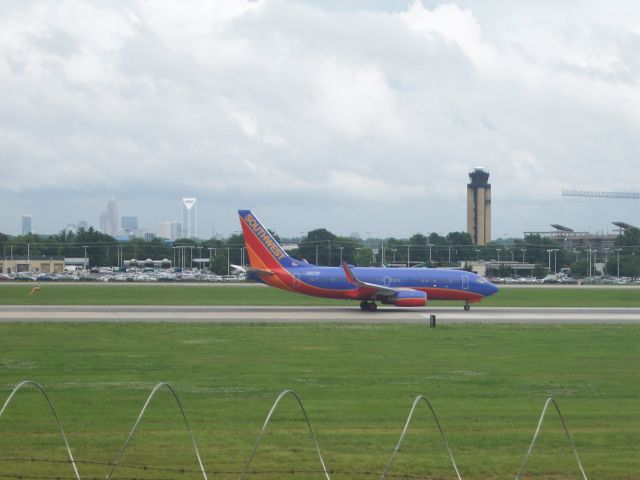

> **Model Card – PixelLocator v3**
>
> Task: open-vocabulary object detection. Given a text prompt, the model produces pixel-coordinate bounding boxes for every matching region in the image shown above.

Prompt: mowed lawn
[0,323,638,479]
[1,283,640,307]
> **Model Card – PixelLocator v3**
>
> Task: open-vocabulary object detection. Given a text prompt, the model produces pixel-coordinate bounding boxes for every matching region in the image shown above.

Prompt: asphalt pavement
[1,305,639,323]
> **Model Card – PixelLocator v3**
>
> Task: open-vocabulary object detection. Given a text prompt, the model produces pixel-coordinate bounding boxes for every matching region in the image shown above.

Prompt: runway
[1,305,640,323]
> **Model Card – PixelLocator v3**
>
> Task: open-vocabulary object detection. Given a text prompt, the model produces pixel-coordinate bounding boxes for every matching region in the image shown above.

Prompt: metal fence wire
[0,381,589,480]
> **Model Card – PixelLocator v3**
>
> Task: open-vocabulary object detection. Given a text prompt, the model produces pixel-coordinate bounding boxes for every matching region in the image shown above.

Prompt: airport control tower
[467,168,491,245]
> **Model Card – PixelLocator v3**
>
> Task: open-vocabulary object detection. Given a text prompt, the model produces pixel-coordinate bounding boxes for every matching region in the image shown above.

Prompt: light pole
[553,249,559,273]
[391,248,397,263]
[448,246,452,264]
[604,247,609,263]
[427,243,432,264]
[355,247,361,265]
[207,247,215,272]
[407,245,410,267]
[82,245,88,270]
[615,248,622,277]
[315,244,319,265]
[496,248,502,262]
[521,248,526,263]
[475,249,480,261]
[338,246,344,264]
[546,249,553,273]
[226,247,230,275]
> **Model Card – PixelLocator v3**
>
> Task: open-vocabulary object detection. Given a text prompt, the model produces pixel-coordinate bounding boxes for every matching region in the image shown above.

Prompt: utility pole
[615,248,622,277]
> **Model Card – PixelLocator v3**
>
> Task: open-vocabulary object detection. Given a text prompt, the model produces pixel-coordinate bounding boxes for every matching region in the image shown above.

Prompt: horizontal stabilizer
[230,265,274,276]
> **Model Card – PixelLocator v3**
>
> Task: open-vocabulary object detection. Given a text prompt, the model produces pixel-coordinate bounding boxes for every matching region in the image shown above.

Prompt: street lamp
[355,247,361,265]
[207,247,215,272]
[496,248,502,262]
[521,248,526,263]
[427,243,432,264]
[82,245,88,270]
[338,246,344,264]
[475,249,480,261]
[553,249,559,273]
[546,249,553,273]
[615,248,622,277]
[391,248,397,263]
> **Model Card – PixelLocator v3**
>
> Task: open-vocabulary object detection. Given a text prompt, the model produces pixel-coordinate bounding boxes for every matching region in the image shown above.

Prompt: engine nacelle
[393,289,427,307]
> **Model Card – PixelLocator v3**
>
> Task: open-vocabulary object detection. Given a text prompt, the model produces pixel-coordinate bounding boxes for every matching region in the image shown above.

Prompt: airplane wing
[341,262,398,297]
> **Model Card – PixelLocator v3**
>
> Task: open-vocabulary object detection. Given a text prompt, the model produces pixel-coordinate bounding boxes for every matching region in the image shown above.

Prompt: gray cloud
[1,0,639,237]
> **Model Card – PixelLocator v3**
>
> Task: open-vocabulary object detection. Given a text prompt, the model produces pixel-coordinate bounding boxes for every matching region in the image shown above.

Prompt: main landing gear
[464,302,471,311]
[360,301,378,312]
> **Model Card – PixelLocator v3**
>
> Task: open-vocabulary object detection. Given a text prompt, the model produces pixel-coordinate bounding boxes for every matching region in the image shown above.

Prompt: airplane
[236,210,498,311]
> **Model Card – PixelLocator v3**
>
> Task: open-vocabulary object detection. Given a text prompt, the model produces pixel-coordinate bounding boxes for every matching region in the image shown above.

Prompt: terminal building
[466,168,491,245]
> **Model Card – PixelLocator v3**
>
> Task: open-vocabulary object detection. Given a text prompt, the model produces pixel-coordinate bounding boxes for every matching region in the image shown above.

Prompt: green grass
[1,283,640,307]
[0,323,638,479]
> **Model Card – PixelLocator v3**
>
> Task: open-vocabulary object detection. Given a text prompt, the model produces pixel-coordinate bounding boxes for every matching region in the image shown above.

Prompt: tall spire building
[100,197,119,236]
[182,198,197,239]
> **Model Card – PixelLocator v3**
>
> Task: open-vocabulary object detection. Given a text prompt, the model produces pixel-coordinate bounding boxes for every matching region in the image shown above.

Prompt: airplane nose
[487,281,499,296]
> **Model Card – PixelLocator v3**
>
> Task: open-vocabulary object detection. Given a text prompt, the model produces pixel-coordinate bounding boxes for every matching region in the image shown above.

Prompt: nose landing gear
[464,302,471,311]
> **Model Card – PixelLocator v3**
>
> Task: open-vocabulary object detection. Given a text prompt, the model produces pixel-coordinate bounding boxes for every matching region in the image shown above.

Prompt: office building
[21,215,32,235]
[182,198,197,239]
[467,168,491,245]
[99,197,119,236]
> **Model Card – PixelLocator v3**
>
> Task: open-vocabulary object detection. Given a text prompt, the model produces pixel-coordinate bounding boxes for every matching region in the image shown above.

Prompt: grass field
[0,322,638,479]
[1,283,640,307]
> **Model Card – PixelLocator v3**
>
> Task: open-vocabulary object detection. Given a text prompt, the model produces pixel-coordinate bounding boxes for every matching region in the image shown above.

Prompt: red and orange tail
[238,210,295,271]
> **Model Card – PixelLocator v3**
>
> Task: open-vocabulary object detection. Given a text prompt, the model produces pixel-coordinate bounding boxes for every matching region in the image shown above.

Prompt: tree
[298,229,337,266]
[532,263,547,279]
[571,259,590,278]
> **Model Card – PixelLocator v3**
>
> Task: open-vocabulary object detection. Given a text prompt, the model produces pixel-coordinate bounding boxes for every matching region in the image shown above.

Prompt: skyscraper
[21,215,32,235]
[99,197,119,236]
[182,198,197,239]
[467,168,491,245]
[107,198,118,236]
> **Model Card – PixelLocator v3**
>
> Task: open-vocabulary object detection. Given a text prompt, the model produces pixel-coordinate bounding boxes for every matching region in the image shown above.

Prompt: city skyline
[1,1,639,238]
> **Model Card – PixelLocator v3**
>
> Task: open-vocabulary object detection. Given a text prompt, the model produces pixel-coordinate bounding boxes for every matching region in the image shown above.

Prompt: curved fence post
[241,389,331,480]
[105,382,208,480]
[515,397,588,480]
[0,380,81,480]
[380,395,462,480]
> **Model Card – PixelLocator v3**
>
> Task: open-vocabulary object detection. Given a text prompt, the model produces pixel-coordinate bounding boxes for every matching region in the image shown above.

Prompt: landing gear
[360,301,378,312]
[464,302,471,311]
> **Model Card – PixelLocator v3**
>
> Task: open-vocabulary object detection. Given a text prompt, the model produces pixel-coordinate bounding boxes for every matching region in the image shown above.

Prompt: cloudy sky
[1,0,639,238]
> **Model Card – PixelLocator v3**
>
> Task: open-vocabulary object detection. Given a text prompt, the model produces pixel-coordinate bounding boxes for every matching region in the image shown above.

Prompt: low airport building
[0,256,66,274]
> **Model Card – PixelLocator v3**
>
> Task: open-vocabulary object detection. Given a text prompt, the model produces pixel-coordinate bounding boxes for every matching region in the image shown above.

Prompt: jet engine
[393,290,427,307]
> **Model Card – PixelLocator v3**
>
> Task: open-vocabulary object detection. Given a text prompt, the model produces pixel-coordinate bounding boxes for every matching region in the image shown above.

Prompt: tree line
[1,226,639,278]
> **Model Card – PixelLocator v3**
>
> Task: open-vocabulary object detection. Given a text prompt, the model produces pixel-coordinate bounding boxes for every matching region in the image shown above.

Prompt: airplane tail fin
[238,210,296,270]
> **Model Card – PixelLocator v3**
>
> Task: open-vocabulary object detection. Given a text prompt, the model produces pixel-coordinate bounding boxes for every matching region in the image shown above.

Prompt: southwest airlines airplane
[238,210,498,311]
